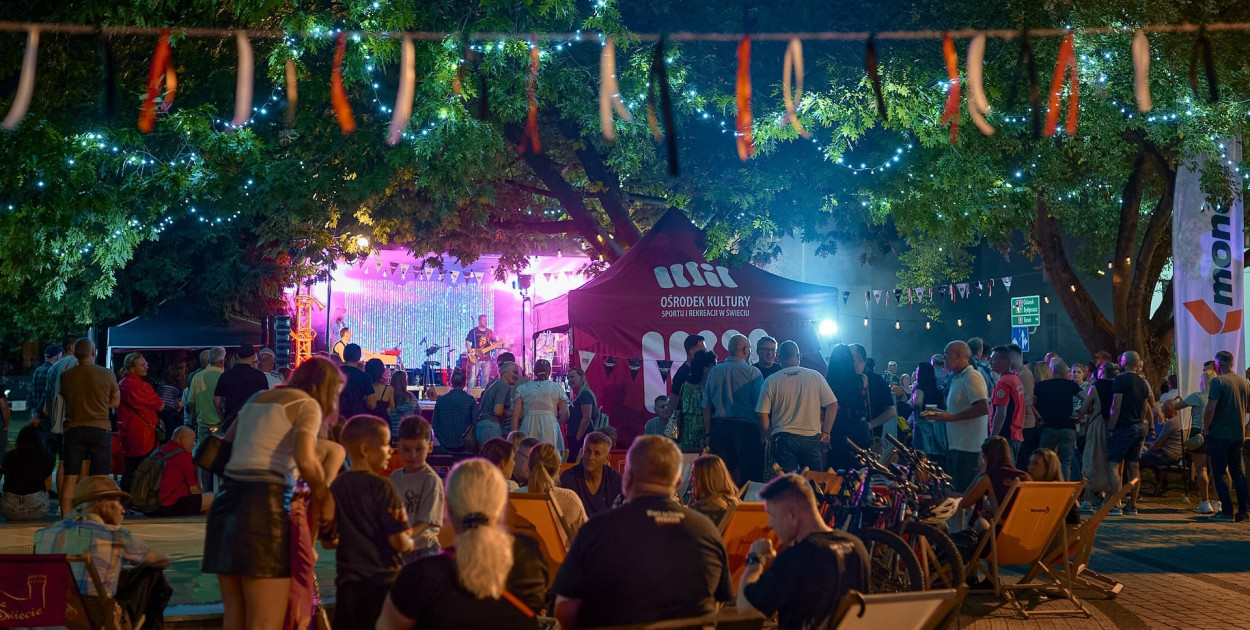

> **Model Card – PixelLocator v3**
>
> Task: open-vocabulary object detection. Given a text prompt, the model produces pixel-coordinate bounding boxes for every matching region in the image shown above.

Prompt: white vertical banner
[1173,137,1244,412]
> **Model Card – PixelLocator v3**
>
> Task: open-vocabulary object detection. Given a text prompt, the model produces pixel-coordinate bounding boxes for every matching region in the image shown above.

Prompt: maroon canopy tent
[532,209,840,445]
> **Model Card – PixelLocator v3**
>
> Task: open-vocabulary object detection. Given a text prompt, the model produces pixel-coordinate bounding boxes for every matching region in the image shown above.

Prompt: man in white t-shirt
[757,341,839,474]
[923,341,989,494]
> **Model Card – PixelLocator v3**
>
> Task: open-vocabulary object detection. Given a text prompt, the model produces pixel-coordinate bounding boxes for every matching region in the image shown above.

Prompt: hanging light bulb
[957,318,963,327]
[925,321,931,330]
[986,313,993,322]
[895,321,901,330]
[863,318,869,327]
[1044,296,1050,304]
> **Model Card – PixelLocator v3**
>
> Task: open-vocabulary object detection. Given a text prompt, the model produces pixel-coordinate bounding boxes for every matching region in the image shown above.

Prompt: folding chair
[0,553,124,629]
[801,470,843,495]
[831,588,964,630]
[1021,478,1137,598]
[963,480,1089,618]
[737,482,767,502]
[438,493,572,584]
[719,502,778,585]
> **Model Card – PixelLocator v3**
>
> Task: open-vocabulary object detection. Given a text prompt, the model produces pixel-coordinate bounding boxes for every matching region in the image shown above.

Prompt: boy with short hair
[389,415,443,561]
[644,395,671,436]
[324,415,414,630]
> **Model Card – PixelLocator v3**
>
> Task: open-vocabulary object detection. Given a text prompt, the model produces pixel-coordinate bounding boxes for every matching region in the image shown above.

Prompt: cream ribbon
[231,31,254,127]
[1132,29,1152,112]
[387,34,416,146]
[782,38,808,137]
[2,28,39,130]
[966,34,995,136]
[599,35,632,141]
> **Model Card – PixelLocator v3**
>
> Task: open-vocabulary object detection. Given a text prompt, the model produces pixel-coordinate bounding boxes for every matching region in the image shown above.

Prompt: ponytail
[446,459,514,599]
[526,442,560,496]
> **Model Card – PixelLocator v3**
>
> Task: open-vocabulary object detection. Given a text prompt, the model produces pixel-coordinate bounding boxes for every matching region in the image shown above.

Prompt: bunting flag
[399,264,410,279]
[374,260,383,274]
[883,290,890,306]
[579,350,595,372]
[1,27,39,131]
[657,359,673,382]
[1044,33,1078,138]
[330,32,356,135]
[939,32,960,144]
[603,355,617,378]
[841,291,850,305]
[1189,26,1219,103]
[99,33,116,122]
[518,35,541,154]
[138,29,173,133]
[781,38,808,137]
[966,34,995,135]
[627,358,643,381]
[873,290,882,305]
[735,35,755,160]
[1002,276,1013,292]
[988,279,995,296]
[976,281,984,296]
[647,36,678,174]
[599,35,632,141]
[284,58,298,129]
[1132,29,1152,112]
[422,266,434,281]
[387,34,416,146]
[864,291,871,308]
[449,270,460,283]
[893,289,902,305]
[865,37,887,121]
[958,283,970,298]
[914,288,925,304]
[231,31,254,127]
[544,272,553,283]
[949,284,956,303]
[928,288,934,301]
[907,288,913,306]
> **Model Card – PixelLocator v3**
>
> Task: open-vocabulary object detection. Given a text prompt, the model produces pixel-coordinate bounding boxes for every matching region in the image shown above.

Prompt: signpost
[1012,326,1030,352]
[1011,295,1041,328]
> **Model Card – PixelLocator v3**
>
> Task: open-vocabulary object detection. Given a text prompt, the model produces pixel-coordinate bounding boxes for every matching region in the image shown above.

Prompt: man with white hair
[923,341,989,493]
[258,348,285,387]
[189,347,226,491]
[702,334,765,483]
[757,341,838,474]
[552,436,732,628]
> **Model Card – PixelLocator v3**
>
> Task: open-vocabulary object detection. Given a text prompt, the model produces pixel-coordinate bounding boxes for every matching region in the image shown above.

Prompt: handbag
[193,428,233,476]
[1185,432,1205,452]
[664,414,682,442]
[461,423,480,453]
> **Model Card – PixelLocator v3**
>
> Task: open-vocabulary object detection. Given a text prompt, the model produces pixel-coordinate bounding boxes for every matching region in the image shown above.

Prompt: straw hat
[71,475,130,508]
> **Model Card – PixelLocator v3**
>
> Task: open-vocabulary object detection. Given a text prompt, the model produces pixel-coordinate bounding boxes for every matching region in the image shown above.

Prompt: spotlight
[819,319,838,337]
[355,235,370,249]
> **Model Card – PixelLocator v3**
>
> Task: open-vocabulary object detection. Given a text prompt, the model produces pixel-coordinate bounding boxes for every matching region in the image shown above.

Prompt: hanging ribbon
[138,29,173,133]
[599,35,632,142]
[330,32,356,135]
[939,33,960,144]
[735,35,754,160]
[452,35,467,98]
[232,31,254,127]
[781,38,808,137]
[1189,26,1219,103]
[1044,33,1078,138]
[1131,29,1151,112]
[1016,29,1041,139]
[518,35,541,154]
[966,34,994,136]
[865,37,887,122]
[98,33,116,122]
[284,58,298,129]
[2,28,39,131]
[160,57,178,113]
[647,36,678,175]
[387,34,416,146]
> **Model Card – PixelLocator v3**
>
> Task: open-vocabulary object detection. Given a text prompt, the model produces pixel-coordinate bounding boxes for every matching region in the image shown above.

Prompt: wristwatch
[745,552,764,567]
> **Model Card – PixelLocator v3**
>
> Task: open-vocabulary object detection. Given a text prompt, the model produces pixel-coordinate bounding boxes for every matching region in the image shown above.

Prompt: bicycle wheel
[901,521,965,590]
[859,527,925,593]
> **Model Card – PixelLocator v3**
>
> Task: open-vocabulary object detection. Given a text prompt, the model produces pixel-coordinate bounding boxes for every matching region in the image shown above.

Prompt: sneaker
[1196,501,1216,515]
[1108,507,1123,516]
[1078,500,1094,513]
[1209,512,1236,522]
[1214,501,1224,513]
[1122,507,1139,516]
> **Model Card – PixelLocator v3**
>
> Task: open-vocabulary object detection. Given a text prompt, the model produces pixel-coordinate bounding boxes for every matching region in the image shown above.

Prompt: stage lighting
[819,319,837,337]
[355,235,370,249]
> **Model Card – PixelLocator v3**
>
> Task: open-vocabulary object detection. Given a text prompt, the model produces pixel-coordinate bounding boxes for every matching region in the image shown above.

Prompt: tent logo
[654,263,739,290]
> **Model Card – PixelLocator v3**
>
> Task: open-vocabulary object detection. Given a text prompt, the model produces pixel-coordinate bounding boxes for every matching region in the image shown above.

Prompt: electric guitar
[468,340,506,364]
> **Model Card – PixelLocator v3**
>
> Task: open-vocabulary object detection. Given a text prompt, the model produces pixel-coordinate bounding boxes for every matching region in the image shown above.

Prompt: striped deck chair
[963,480,1089,618]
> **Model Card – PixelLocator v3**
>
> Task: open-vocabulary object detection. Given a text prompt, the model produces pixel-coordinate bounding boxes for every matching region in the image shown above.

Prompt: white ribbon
[599,35,632,141]
[2,28,40,131]
[966,34,994,136]
[387,34,416,146]
[231,32,254,127]
[782,38,809,137]
[1132,29,1152,112]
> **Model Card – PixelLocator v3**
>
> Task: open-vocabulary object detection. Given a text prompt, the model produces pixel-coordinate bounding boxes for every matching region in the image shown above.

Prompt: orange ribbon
[1044,33,1078,137]
[138,29,173,133]
[735,35,754,160]
[939,32,960,144]
[518,35,541,154]
[330,32,356,135]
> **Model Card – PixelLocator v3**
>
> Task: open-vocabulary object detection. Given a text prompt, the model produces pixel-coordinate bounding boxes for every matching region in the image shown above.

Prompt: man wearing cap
[35,475,171,625]
[213,344,270,432]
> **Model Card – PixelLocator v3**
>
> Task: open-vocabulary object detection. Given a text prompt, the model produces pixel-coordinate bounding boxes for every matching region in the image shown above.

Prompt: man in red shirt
[146,427,212,517]
[989,345,1025,461]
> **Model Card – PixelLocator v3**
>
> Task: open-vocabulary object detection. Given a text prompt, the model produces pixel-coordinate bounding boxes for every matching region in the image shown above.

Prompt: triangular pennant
[915,288,925,303]
[958,283,970,298]
[841,291,850,305]
[864,291,871,308]
[603,356,618,378]
[657,359,673,382]
[893,289,902,305]
[949,284,956,303]
[450,270,460,283]
[399,264,410,279]
[374,260,383,274]
[873,290,882,305]
[579,350,595,372]
[628,358,643,381]
[988,279,994,296]
[1002,276,1012,292]
[976,281,984,296]
[544,272,553,283]
[907,288,913,307]
[883,291,890,306]
[423,266,434,281]
[928,288,934,301]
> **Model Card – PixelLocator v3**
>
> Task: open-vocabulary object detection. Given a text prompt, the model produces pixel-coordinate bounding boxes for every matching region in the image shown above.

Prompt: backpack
[130,447,182,514]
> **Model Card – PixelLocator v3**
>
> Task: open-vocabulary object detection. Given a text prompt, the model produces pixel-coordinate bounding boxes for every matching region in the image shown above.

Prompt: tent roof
[106,302,263,351]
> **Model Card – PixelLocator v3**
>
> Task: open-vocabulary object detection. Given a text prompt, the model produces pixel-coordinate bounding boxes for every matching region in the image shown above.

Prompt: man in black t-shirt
[212,345,270,431]
[850,344,896,432]
[339,343,377,420]
[1035,359,1085,482]
[465,314,499,388]
[1107,351,1153,515]
[552,436,732,629]
[753,336,781,380]
[739,474,870,630]
[669,334,706,412]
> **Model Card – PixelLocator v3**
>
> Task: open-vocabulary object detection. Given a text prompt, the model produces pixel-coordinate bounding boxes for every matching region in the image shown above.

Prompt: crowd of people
[3,329,1248,629]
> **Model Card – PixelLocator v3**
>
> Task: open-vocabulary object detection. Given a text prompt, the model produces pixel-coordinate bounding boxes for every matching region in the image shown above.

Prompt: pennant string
[939,32,960,144]
[138,29,172,133]
[387,34,416,146]
[518,35,541,154]
[1044,33,1078,137]
[1,27,39,131]
[781,38,808,137]
[735,35,755,160]
[599,35,632,142]
[865,37,887,122]
[231,31,254,127]
[284,58,298,129]
[1132,29,1152,112]
[966,34,994,136]
[330,32,356,135]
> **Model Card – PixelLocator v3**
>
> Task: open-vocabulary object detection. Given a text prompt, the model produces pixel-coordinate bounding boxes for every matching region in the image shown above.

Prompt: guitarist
[465,314,500,388]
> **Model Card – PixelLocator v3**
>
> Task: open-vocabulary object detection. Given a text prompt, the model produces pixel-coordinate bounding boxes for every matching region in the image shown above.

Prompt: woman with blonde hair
[687,455,739,526]
[377,459,540,629]
[521,442,588,534]
[1027,448,1081,525]
[117,351,164,491]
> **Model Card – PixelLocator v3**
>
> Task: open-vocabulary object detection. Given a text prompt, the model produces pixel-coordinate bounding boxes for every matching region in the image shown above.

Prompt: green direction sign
[1011,295,1041,328]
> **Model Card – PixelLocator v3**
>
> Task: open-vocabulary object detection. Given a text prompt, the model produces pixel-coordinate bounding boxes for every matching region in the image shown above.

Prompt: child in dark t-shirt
[323,415,414,630]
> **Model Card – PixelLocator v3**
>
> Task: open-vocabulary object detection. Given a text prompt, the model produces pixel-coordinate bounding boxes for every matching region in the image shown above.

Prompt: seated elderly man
[35,476,171,628]
[144,426,214,516]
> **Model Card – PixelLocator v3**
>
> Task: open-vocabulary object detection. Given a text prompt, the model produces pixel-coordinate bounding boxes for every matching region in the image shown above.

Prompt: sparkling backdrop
[343,279,494,369]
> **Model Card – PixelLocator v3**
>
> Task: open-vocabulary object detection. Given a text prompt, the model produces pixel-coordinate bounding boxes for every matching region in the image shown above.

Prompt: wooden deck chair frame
[801,470,843,495]
[438,493,573,576]
[963,480,1090,619]
[1021,478,1137,598]
[583,608,764,630]
[737,481,767,502]
[0,553,125,630]
[831,588,965,630]
[719,502,777,585]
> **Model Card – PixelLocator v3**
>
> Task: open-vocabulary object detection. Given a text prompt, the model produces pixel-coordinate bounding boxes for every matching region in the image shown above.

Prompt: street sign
[1012,326,1030,352]
[1011,295,1041,328]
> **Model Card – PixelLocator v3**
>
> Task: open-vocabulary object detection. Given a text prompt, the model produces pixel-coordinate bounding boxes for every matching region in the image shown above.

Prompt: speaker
[273,315,292,368]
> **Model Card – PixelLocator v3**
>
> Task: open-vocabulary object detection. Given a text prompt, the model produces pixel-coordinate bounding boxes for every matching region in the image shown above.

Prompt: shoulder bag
[193,426,233,477]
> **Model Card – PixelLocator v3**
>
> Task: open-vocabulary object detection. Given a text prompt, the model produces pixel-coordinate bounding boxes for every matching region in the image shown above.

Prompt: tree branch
[504,182,558,198]
[1150,278,1174,340]
[1030,196,1115,352]
[557,120,643,247]
[1111,153,1148,334]
[495,220,578,235]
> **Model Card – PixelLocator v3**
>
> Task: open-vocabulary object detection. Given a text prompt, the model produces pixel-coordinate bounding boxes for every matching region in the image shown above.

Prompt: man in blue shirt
[702,334,764,484]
